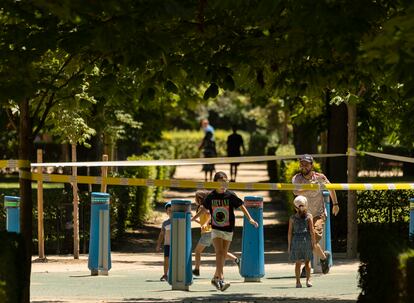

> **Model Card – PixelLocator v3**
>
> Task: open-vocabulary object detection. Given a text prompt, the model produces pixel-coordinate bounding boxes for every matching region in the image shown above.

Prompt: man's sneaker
[320,251,331,274]
[300,266,306,278]
[234,258,241,270]
[219,280,231,291]
[211,278,221,290]
[192,269,200,276]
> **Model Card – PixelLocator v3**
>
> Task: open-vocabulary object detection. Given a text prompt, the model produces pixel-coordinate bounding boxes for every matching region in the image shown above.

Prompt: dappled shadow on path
[106,294,356,303]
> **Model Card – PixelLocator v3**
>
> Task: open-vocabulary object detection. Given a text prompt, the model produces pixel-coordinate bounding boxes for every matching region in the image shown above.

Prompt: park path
[30,163,361,303]
[163,163,286,226]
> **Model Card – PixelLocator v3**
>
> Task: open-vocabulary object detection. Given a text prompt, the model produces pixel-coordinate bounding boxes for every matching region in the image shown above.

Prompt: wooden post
[72,143,80,259]
[101,154,108,193]
[37,149,46,260]
[347,102,358,258]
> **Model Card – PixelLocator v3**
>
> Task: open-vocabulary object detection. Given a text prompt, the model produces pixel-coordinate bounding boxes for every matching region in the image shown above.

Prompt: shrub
[357,190,412,224]
[399,249,414,302]
[162,130,248,159]
[0,231,24,303]
[126,154,157,228]
[108,177,130,238]
[358,225,408,303]
[247,132,268,156]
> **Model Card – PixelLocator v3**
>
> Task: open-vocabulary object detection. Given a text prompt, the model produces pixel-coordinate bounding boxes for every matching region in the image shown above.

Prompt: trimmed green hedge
[161,129,249,159]
[358,225,414,303]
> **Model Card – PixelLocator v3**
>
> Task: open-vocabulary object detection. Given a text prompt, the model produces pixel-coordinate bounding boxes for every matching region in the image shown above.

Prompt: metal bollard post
[409,198,414,240]
[88,192,111,276]
[323,190,333,266]
[168,199,192,291]
[4,196,20,233]
[240,196,264,282]
[312,191,332,273]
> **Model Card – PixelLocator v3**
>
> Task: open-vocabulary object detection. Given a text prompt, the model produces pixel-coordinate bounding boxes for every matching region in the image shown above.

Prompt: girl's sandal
[296,282,302,288]
[306,281,313,287]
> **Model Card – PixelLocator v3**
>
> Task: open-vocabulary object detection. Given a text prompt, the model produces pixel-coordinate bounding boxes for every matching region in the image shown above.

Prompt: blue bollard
[240,196,264,282]
[409,198,414,239]
[322,190,333,266]
[4,196,20,233]
[88,192,111,276]
[168,199,192,290]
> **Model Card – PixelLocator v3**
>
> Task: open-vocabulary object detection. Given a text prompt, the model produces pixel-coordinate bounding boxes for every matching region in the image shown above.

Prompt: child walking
[193,171,258,291]
[191,190,240,277]
[156,202,172,281]
[288,195,316,288]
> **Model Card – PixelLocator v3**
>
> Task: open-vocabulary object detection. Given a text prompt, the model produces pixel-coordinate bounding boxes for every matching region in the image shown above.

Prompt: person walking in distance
[155,202,172,281]
[288,196,316,288]
[199,131,217,181]
[192,171,258,291]
[226,126,245,182]
[292,154,339,275]
[191,190,241,277]
[200,118,215,139]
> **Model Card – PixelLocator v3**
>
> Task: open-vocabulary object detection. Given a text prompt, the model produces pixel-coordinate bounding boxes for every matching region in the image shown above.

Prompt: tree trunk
[327,102,348,182]
[72,143,80,259]
[19,98,33,303]
[292,121,318,155]
[347,102,358,258]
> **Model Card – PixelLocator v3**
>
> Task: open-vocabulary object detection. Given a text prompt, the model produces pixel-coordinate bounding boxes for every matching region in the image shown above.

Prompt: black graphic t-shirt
[202,190,244,232]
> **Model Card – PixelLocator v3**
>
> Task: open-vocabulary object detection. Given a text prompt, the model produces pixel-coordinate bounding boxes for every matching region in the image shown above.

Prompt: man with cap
[292,154,339,274]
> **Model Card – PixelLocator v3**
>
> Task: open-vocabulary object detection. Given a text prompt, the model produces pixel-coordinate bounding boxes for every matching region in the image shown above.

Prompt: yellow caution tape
[21,172,414,191]
[0,159,30,169]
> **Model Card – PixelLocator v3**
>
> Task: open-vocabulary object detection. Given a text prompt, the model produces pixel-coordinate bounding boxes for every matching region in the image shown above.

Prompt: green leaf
[223,75,235,91]
[165,80,178,94]
[203,83,219,100]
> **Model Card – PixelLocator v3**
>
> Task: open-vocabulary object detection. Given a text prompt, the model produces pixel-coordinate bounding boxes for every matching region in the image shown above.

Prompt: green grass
[0,183,64,189]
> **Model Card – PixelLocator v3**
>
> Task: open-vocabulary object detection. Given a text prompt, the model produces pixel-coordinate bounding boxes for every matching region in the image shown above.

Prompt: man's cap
[293,195,308,208]
[300,154,313,163]
[165,202,171,209]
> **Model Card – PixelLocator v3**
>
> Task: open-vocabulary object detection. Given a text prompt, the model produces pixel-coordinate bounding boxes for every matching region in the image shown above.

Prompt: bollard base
[244,277,261,282]
[172,285,189,291]
[99,269,109,276]
[91,269,99,276]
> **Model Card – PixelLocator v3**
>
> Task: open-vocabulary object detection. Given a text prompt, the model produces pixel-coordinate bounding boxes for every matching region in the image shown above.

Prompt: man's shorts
[164,245,170,257]
[197,232,212,247]
[313,215,325,243]
[211,229,233,242]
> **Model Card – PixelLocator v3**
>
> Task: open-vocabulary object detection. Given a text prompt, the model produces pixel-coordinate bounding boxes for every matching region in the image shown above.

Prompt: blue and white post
[409,198,414,240]
[168,199,192,291]
[323,190,333,266]
[88,192,111,276]
[240,196,264,282]
[4,196,20,233]
[312,190,333,273]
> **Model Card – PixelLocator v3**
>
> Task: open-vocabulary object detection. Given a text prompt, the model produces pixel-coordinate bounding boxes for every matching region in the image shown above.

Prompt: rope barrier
[2,150,414,191]
[19,172,414,191]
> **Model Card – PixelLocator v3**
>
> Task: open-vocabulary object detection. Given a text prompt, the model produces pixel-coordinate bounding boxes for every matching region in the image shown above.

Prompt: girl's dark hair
[213,171,228,182]
[195,190,210,211]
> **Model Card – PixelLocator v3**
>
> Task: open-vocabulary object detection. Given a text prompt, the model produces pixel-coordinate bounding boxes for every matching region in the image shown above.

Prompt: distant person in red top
[226,126,245,182]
